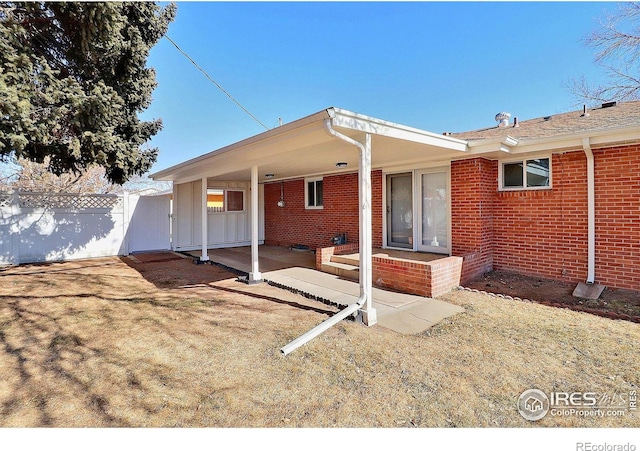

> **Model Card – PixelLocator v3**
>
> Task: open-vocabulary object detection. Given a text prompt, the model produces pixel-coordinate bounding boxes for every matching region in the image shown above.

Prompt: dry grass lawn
[0,255,638,427]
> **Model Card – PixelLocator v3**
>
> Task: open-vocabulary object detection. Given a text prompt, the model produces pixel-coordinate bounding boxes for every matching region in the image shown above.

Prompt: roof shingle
[451,101,640,142]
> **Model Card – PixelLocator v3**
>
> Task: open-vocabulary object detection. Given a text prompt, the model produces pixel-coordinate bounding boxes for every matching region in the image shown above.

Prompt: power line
[135,4,270,131]
[163,34,270,131]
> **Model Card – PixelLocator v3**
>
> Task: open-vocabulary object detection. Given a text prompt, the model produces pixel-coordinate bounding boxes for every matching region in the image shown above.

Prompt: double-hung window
[305,177,323,209]
[500,157,551,190]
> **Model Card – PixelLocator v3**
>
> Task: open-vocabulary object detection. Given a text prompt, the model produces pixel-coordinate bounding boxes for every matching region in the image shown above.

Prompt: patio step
[321,261,359,281]
[330,253,360,267]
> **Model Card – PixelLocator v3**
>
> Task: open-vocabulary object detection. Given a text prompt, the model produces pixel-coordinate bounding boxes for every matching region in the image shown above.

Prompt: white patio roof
[150,107,469,183]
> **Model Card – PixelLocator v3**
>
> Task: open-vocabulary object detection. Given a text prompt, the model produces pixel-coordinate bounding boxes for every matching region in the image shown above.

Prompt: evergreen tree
[0,2,176,184]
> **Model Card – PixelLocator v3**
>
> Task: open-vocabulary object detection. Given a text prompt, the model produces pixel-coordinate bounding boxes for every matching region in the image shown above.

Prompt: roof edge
[150,108,334,180]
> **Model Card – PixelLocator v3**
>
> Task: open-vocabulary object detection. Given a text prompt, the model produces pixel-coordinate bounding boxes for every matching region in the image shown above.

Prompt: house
[525,396,544,413]
[151,101,640,325]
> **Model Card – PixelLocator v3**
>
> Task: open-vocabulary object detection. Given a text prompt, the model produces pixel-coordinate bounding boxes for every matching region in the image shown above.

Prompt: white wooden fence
[0,191,171,265]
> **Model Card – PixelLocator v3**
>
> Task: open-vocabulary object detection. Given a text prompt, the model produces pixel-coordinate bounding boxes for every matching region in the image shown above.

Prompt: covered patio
[151,107,469,353]
[186,245,464,336]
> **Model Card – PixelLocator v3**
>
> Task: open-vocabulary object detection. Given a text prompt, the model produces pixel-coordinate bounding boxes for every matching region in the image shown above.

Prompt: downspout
[582,137,596,283]
[280,118,375,355]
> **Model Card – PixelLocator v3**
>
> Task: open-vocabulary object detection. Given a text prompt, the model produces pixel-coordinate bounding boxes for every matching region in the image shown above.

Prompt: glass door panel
[386,173,413,248]
[419,171,448,253]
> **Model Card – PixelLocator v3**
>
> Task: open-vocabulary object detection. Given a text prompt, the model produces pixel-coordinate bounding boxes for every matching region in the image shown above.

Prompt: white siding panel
[177,182,193,246]
[225,213,238,243]
[208,213,226,244]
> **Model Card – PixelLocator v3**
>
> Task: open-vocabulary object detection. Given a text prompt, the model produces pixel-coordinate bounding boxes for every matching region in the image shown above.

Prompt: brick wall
[316,243,463,298]
[451,158,496,283]
[593,145,640,289]
[452,148,639,290]
[492,152,589,283]
[373,255,462,298]
[266,146,639,291]
[264,171,383,249]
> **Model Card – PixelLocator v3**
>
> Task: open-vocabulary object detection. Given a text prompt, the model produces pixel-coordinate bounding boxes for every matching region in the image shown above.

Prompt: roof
[451,100,640,142]
[150,107,467,183]
[151,102,640,183]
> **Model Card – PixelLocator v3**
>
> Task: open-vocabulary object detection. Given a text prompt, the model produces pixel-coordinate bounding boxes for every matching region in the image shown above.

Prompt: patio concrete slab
[195,245,464,334]
[189,246,316,273]
[265,267,463,333]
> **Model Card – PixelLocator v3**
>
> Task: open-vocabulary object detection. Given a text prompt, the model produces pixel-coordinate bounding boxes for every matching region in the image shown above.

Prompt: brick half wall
[317,244,462,298]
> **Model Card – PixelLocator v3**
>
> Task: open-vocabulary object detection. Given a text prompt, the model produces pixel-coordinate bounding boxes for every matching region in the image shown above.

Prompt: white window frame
[225,189,245,213]
[304,177,324,209]
[499,156,552,191]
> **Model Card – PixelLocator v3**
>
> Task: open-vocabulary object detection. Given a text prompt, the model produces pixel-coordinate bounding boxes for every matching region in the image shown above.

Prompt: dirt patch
[465,270,640,322]
[121,252,237,288]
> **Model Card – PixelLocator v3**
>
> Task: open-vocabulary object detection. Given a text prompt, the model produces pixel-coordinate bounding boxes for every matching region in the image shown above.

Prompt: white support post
[249,165,262,283]
[200,177,209,261]
[360,133,376,325]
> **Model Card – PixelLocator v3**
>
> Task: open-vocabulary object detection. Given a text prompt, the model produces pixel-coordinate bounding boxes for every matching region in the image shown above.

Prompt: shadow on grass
[0,253,335,426]
[0,299,129,426]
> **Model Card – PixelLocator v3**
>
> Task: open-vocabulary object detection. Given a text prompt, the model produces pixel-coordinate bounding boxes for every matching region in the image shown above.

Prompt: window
[305,178,323,209]
[207,189,224,212]
[501,158,551,190]
[207,189,244,213]
[226,190,244,212]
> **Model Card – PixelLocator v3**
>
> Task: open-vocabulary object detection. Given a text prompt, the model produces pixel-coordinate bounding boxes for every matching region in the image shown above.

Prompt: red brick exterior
[450,147,639,290]
[265,145,639,291]
[316,244,462,298]
[491,152,588,282]
[593,145,640,289]
[315,243,359,268]
[451,158,496,283]
[373,255,463,298]
[264,171,383,249]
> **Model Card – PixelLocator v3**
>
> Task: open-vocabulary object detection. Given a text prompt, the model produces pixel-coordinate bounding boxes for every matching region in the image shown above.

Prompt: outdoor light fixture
[336,162,348,168]
[277,181,285,207]
[265,173,275,179]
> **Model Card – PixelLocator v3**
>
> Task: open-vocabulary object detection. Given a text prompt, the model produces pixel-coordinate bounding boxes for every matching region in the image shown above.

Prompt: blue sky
[144,1,618,172]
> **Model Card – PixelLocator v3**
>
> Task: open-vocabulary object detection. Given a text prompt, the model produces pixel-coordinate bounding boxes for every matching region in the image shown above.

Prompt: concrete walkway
[191,246,464,334]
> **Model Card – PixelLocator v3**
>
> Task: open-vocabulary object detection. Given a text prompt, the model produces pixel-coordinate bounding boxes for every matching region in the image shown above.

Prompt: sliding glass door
[386,173,413,248]
[418,169,449,254]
